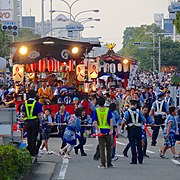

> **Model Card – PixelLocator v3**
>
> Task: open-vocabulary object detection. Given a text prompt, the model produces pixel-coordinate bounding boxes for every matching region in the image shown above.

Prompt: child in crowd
[74,107,91,156]
[54,103,69,149]
[59,108,81,159]
[40,108,53,155]
[160,106,180,159]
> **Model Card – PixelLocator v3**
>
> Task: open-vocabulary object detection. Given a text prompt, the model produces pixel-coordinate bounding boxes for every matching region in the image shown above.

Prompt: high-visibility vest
[24,100,38,121]
[96,107,110,129]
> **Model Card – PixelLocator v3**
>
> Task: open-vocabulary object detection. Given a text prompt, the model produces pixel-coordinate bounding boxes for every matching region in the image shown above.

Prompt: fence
[0,108,16,144]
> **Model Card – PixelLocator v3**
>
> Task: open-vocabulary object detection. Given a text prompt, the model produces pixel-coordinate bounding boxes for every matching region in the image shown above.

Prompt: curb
[20,157,38,180]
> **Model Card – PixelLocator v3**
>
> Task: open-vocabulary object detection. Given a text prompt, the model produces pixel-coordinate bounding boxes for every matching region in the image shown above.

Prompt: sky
[23,0,170,51]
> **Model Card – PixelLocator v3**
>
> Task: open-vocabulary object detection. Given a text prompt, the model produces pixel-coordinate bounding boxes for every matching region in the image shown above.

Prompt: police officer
[121,100,146,164]
[150,92,169,146]
[22,90,42,156]
[165,90,174,107]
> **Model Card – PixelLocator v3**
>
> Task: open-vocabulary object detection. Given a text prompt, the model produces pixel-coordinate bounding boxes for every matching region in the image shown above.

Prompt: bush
[0,145,32,180]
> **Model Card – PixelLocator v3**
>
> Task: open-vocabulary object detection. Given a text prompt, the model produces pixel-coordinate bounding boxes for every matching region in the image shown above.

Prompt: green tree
[119,23,180,71]
[0,27,40,57]
[173,12,180,34]
[15,28,40,42]
[161,37,180,70]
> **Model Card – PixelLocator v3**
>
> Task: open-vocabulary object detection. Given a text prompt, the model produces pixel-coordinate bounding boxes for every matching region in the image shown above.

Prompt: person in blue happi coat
[150,92,169,146]
[121,100,146,164]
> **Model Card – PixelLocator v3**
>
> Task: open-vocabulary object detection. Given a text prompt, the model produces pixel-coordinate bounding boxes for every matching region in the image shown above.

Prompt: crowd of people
[1,70,180,168]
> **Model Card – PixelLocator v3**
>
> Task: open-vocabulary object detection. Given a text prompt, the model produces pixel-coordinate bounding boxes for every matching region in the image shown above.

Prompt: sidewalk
[23,158,56,180]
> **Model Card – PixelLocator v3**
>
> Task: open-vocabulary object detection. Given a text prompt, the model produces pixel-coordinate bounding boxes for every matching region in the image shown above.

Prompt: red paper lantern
[30,63,37,72]
[38,59,46,72]
[26,63,37,72]
[68,60,74,72]
[48,59,55,72]
[26,64,31,73]
[56,61,63,72]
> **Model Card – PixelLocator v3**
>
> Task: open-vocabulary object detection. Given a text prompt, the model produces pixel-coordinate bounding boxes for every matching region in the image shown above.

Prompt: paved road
[37,130,180,180]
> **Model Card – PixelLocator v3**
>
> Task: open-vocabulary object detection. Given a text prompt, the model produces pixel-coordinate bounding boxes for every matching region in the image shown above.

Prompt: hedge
[0,145,32,180]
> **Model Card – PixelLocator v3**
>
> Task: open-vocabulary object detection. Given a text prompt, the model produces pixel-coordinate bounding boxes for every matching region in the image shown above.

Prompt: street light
[58,0,81,21]
[50,9,99,22]
[145,32,156,72]
[74,9,99,21]
[50,10,76,21]
[81,18,100,25]
[157,34,162,73]
[41,0,45,37]
[76,17,93,22]
[157,33,169,73]
[50,0,81,36]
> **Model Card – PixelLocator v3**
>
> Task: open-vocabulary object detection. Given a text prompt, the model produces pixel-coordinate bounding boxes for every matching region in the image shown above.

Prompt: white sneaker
[112,156,119,161]
[98,164,106,169]
[173,154,180,159]
[64,154,72,159]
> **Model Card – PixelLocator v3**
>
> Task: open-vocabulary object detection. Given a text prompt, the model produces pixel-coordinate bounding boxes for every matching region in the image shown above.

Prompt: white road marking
[84,144,94,147]
[171,159,180,166]
[146,150,156,154]
[58,158,69,180]
[116,141,156,154]
[116,141,126,146]
[50,151,69,179]
[84,148,93,151]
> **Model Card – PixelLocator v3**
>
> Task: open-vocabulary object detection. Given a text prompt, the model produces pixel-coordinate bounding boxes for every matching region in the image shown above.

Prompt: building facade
[35,14,82,39]
[154,13,164,29]
[22,16,35,29]
[0,0,22,26]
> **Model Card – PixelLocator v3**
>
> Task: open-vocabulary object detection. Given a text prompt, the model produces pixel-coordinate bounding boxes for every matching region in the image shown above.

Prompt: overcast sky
[23,0,170,50]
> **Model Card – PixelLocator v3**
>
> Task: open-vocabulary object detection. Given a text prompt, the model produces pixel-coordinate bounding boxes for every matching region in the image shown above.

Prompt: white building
[35,14,82,39]
[154,13,164,29]
[0,0,22,26]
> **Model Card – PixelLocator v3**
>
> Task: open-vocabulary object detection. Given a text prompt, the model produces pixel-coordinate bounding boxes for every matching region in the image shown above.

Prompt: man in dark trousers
[121,100,146,164]
[150,92,169,146]
[92,97,113,168]
[22,90,42,156]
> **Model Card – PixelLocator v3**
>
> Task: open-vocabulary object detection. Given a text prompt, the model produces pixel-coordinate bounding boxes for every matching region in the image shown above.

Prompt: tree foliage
[173,12,180,34]
[0,27,40,57]
[118,23,180,71]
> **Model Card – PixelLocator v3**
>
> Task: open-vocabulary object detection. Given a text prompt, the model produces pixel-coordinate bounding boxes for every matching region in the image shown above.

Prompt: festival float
[9,36,100,113]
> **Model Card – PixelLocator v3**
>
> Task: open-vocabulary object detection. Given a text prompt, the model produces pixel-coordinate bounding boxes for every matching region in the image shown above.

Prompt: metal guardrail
[0,108,16,144]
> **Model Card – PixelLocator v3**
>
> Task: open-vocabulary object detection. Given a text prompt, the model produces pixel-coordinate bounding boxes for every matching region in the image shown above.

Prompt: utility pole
[41,0,45,37]
[158,35,161,73]
[152,33,156,71]
[50,0,53,36]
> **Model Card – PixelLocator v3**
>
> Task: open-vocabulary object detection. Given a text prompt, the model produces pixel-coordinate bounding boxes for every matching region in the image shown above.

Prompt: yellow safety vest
[96,107,110,129]
[24,100,38,121]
